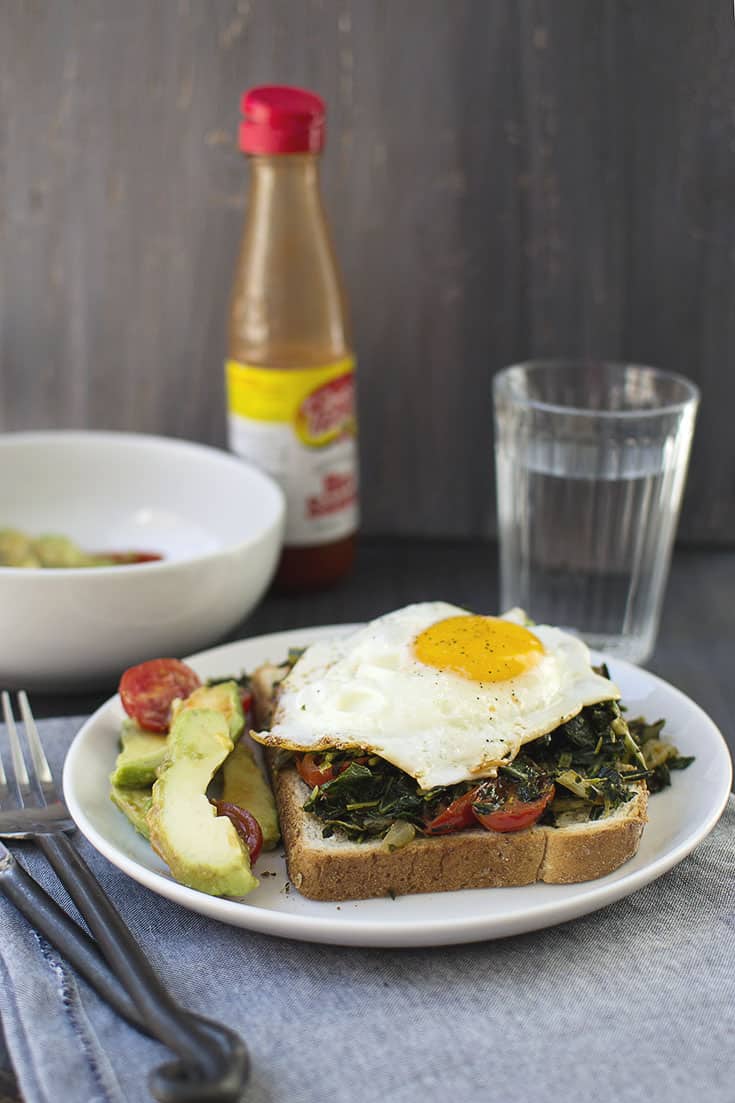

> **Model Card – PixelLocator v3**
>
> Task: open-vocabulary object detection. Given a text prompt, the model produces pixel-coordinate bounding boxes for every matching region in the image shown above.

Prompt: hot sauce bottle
[226,86,358,591]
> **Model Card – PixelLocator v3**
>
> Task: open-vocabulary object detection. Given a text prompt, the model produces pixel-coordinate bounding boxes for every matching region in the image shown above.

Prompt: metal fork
[0,692,249,1103]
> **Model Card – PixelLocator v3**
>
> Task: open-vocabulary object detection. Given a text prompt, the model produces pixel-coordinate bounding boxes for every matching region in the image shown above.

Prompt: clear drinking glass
[493,361,699,664]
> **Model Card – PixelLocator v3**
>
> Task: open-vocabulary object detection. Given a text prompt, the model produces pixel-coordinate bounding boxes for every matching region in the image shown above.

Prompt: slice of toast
[252,663,648,901]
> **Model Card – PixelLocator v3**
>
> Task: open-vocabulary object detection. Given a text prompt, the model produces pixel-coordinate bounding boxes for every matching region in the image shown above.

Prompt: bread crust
[252,663,649,902]
[251,663,289,729]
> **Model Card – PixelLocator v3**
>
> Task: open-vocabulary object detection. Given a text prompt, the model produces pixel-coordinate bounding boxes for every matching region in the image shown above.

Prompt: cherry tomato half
[101,551,164,565]
[295,752,369,789]
[424,787,481,834]
[213,801,263,864]
[119,658,201,733]
[472,784,555,833]
[296,752,338,788]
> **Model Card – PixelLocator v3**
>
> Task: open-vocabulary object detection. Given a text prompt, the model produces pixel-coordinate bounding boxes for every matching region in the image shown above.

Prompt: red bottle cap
[240,86,325,154]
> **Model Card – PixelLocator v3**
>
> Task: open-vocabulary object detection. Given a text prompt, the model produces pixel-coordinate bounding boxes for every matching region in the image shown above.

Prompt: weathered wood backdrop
[0,0,733,543]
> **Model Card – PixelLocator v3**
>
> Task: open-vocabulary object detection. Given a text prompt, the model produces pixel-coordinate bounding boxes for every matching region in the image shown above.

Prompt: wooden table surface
[2,537,733,1101]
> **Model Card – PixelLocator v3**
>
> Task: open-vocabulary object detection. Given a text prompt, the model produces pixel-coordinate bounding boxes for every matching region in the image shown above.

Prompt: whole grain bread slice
[251,663,648,901]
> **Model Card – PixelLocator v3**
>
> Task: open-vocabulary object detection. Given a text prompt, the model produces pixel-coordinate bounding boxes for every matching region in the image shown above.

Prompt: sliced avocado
[0,529,40,568]
[222,740,280,850]
[110,718,167,788]
[147,708,257,897]
[110,785,152,839]
[172,681,244,742]
[32,534,91,568]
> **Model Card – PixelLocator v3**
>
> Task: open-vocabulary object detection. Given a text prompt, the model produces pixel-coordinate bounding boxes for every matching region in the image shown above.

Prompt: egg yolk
[413,615,545,683]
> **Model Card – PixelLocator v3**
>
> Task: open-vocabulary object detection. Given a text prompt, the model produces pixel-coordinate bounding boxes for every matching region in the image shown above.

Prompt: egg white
[251,601,620,789]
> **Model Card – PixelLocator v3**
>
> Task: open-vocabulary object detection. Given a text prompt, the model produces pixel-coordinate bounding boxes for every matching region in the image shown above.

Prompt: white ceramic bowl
[0,431,285,689]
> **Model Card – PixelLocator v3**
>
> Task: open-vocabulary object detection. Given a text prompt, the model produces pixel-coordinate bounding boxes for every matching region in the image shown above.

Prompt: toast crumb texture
[251,663,649,901]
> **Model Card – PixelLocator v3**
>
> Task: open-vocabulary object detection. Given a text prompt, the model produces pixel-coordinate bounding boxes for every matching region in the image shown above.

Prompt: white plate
[63,625,732,948]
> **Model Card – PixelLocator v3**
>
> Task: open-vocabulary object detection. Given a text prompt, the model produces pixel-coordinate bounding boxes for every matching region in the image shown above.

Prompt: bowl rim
[0,429,285,579]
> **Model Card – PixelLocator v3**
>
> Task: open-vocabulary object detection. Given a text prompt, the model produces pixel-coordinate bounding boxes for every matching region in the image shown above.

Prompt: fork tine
[1,692,30,804]
[18,692,54,793]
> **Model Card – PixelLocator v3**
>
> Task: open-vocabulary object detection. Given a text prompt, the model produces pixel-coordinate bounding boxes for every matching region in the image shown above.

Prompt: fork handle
[0,847,146,1030]
[1,849,246,1045]
[36,833,248,1103]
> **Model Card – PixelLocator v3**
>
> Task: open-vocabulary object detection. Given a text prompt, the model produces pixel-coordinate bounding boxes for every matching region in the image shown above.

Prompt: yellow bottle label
[225,358,358,547]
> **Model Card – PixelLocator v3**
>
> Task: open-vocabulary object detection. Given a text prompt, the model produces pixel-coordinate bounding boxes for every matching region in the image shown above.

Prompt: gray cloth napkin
[0,717,733,1103]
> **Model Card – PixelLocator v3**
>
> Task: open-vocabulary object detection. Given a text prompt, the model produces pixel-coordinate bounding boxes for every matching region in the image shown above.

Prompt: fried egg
[252,602,619,789]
